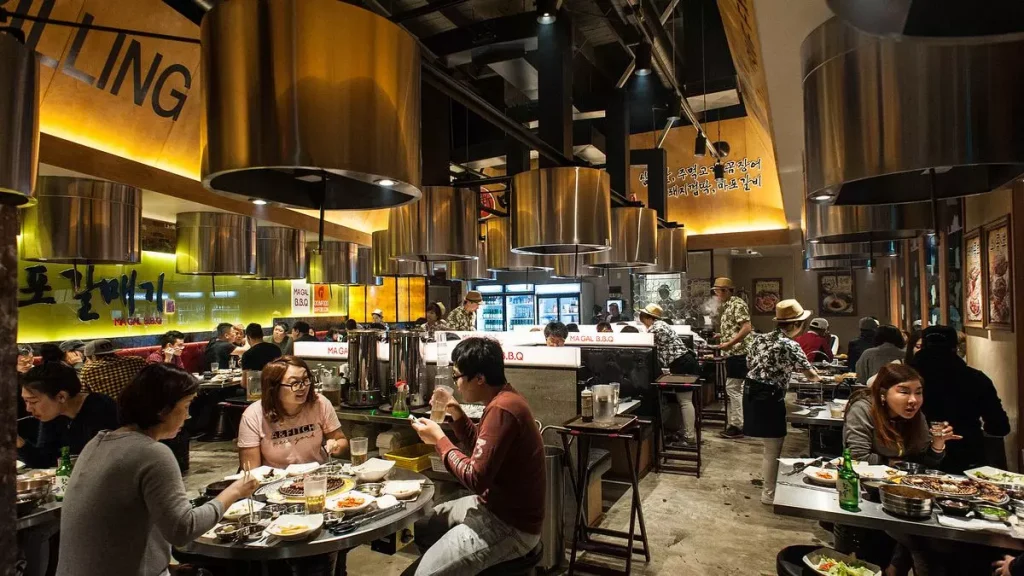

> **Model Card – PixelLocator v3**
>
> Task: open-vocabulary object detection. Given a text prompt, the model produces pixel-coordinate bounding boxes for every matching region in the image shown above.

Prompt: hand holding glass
[431,386,454,423]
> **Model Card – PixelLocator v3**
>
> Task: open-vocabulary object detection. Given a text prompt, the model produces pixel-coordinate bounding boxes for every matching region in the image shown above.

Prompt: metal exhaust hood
[806,258,874,271]
[587,206,658,269]
[485,218,554,272]
[306,241,359,285]
[176,212,256,275]
[550,253,604,279]
[0,34,39,206]
[200,0,422,210]
[511,167,612,255]
[803,17,1024,205]
[449,239,493,281]
[254,226,306,279]
[805,200,933,243]
[21,177,141,264]
[807,240,898,260]
[389,186,477,261]
[637,226,688,274]
[372,230,427,277]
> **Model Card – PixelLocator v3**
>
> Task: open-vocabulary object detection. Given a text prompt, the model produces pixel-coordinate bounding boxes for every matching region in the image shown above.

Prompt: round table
[179,468,435,561]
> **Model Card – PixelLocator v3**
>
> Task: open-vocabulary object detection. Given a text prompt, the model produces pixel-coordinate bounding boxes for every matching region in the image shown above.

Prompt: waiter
[445,290,483,331]
[711,277,753,440]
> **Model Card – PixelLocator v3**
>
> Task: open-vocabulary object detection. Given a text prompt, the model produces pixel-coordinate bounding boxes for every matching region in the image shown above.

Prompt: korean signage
[19,263,165,323]
[638,156,764,199]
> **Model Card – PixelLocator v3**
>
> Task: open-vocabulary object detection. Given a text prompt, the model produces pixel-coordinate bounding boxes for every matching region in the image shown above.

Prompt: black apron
[742,378,787,438]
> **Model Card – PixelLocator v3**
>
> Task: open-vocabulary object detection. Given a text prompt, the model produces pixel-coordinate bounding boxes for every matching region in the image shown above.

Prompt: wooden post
[0,204,19,573]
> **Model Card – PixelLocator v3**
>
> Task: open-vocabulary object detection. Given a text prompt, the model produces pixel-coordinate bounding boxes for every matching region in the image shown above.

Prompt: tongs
[784,457,824,476]
[328,502,407,535]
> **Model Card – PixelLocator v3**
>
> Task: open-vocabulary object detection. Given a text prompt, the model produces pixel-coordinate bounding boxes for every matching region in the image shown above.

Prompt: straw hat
[635,303,666,320]
[773,299,813,323]
[712,277,734,290]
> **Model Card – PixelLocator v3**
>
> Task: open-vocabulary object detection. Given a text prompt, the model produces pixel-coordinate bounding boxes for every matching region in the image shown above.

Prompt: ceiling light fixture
[808,238,820,244]
[810,193,834,202]
[536,0,557,24]
[667,96,682,122]
[250,198,267,205]
[713,161,724,181]
[694,132,707,157]
[634,42,652,76]
[375,178,396,187]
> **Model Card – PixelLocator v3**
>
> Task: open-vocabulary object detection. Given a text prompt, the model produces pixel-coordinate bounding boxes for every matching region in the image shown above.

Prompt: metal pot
[389,329,428,407]
[347,329,384,407]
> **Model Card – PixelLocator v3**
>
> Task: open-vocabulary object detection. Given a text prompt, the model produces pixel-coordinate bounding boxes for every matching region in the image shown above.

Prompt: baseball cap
[17,344,33,357]
[858,317,880,331]
[372,309,383,316]
[809,318,829,330]
[465,290,483,303]
[59,340,86,354]
[84,339,117,356]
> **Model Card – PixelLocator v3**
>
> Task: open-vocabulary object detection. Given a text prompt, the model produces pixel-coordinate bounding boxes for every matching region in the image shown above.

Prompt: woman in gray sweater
[57,364,259,576]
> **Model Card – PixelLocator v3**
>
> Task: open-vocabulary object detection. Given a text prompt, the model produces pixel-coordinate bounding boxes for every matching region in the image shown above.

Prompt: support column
[421,83,453,186]
[537,9,573,167]
[605,88,630,197]
[1,204,19,570]
[631,148,668,220]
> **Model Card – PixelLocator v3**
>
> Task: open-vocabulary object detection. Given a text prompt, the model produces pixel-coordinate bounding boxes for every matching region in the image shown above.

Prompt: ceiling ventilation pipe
[485,218,554,272]
[176,212,256,275]
[372,230,427,278]
[0,33,38,206]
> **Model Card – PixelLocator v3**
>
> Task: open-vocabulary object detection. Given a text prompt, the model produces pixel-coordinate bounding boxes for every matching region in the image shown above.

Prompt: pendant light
[587,206,658,269]
[372,230,427,277]
[0,33,39,206]
[176,212,256,275]
[485,218,554,272]
[254,226,306,279]
[511,167,612,255]
[388,186,477,261]
[805,199,933,244]
[200,0,421,210]
[21,177,142,264]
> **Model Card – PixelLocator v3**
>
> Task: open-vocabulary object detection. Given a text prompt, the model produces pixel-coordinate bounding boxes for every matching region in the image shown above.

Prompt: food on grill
[898,475,978,497]
[973,480,1009,504]
[278,476,348,498]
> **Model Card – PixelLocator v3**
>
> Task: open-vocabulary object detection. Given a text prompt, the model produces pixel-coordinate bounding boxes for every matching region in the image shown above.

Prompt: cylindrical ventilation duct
[0,34,39,206]
[805,200,933,243]
[389,186,476,261]
[306,241,361,284]
[803,18,1024,205]
[176,212,256,275]
[550,254,604,279]
[255,226,306,279]
[200,0,421,210]
[807,240,898,261]
[807,258,874,271]
[485,218,554,272]
[450,239,493,281]
[21,177,141,264]
[356,246,377,285]
[372,230,427,277]
[511,167,612,255]
[587,206,658,269]
[655,226,688,273]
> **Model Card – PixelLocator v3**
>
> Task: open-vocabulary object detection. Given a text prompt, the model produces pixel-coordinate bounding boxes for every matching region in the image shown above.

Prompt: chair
[478,542,544,576]
[202,401,247,442]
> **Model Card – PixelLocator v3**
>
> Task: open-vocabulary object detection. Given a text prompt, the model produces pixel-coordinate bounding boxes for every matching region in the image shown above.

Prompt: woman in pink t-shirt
[238,356,348,469]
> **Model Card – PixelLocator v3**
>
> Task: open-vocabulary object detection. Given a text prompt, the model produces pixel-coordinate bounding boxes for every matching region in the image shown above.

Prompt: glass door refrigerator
[476,285,505,331]
[504,284,536,330]
[536,283,587,325]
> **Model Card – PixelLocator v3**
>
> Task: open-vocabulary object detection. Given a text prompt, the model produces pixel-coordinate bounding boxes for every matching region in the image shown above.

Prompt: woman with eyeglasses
[238,355,348,469]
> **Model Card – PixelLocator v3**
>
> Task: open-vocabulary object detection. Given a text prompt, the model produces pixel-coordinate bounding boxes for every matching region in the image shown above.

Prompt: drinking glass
[350,437,368,466]
[608,382,621,412]
[929,421,948,438]
[303,472,327,514]
[229,356,238,370]
[592,384,615,423]
[210,362,219,373]
[430,385,453,423]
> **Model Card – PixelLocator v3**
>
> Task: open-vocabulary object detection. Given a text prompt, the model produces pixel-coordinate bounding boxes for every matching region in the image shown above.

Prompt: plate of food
[966,466,1024,488]
[326,491,374,514]
[223,499,266,522]
[972,480,1010,505]
[382,479,424,500]
[276,476,354,500]
[803,548,881,576]
[804,467,838,486]
[266,514,323,541]
[896,475,979,498]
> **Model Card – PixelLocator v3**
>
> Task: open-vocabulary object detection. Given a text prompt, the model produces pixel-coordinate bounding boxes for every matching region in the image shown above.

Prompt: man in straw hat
[744,299,820,504]
[637,303,699,446]
[711,277,754,439]
[445,290,483,332]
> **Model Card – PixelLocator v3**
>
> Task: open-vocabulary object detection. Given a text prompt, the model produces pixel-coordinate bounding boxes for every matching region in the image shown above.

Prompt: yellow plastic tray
[384,443,435,472]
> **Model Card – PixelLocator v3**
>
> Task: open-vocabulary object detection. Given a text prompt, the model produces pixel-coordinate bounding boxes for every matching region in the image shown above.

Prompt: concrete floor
[184,426,831,575]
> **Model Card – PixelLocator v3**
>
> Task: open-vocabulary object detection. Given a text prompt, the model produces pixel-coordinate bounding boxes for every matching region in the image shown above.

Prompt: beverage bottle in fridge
[55,446,73,501]
[837,448,860,511]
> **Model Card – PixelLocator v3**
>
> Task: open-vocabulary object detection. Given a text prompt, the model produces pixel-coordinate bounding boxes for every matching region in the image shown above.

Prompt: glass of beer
[303,472,327,514]
[350,437,368,466]
[431,385,453,423]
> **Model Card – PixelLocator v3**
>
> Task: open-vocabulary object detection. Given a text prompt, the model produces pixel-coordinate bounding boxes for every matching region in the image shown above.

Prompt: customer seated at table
[203,322,244,370]
[855,325,906,385]
[408,337,544,576]
[904,329,922,365]
[266,321,294,355]
[241,323,282,371]
[620,325,640,333]
[325,326,345,342]
[425,302,447,334]
[79,338,147,399]
[238,356,348,470]
[56,364,259,576]
[59,339,86,373]
[596,321,613,333]
[146,330,186,368]
[847,317,879,371]
[795,317,833,362]
[544,321,568,346]
[638,303,699,447]
[291,320,319,343]
[17,357,119,469]
[566,323,580,332]
[911,325,1010,475]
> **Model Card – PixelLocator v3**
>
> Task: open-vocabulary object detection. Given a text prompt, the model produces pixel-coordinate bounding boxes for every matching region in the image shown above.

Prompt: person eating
[241,322,282,371]
[146,330,186,368]
[409,338,544,575]
[544,321,568,347]
[596,321,613,333]
[56,364,259,576]
[425,302,447,334]
[237,356,348,469]
[266,322,294,355]
[204,323,244,370]
[17,358,119,469]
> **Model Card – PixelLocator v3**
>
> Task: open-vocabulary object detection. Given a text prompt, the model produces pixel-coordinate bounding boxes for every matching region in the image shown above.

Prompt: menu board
[985,216,1013,330]
[963,228,984,328]
[817,272,856,316]
[752,278,782,315]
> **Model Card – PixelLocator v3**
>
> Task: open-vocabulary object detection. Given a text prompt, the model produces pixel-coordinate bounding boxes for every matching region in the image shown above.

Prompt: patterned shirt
[647,320,692,369]
[445,305,476,331]
[718,296,753,357]
[80,355,148,399]
[746,329,812,388]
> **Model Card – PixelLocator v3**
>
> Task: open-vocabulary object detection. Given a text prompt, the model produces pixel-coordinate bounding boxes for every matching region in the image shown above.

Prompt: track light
[634,42,652,76]
[536,0,557,24]
[667,96,682,122]
[713,161,724,181]
[712,141,730,158]
[694,132,707,157]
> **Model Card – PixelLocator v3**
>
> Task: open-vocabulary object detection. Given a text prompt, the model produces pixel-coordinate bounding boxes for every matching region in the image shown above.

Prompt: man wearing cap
[79,339,147,399]
[711,277,754,439]
[657,284,678,320]
[795,317,834,362]
[637,303,699,445]
[372,309,385,324]
[847,317,879,371]
[59,340,87,373]
[445,291,483,332]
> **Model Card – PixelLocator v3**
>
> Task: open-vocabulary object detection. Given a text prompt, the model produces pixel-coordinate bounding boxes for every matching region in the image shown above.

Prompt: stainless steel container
[389,330,428,407]
[346,329,383,407]
[542,445,566,571]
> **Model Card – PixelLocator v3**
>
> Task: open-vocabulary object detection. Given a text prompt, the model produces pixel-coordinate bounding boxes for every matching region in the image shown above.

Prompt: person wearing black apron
[744,299,820,504]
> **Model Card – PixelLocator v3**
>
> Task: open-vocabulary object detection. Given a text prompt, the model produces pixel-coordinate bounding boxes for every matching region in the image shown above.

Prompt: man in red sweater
[795,317,834,362]
[409,338,544,575]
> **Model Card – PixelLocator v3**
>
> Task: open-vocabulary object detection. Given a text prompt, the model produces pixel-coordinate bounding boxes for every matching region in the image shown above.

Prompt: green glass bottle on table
[55,446,73,501]
[837,448,860,512]
[392,380,410,418]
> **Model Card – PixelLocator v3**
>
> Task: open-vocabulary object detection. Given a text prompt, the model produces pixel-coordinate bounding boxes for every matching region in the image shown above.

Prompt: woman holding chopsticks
[56,364,259,576]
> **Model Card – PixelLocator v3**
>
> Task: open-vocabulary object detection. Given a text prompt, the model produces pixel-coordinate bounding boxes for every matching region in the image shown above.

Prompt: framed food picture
[984,216,1013,331]
[752,278,782,315]
[963,227,985,328]
[818,272,856,316]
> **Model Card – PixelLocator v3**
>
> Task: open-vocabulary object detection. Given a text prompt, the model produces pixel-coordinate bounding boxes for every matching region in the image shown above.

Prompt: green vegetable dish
[816,557,877,576]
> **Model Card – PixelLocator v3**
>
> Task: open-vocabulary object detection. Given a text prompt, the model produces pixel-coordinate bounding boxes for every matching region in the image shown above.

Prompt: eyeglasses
[452,372,471,383]
[281,379,312,390]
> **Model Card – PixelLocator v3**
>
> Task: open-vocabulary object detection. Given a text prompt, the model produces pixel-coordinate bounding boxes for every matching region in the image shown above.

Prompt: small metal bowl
[324,511,346,527]
[355,483,384,497]
[236,524,265,542]
[214,524,240,542]
[240,510,274,527]
[935,498,972,517]
[975,505,1011,523]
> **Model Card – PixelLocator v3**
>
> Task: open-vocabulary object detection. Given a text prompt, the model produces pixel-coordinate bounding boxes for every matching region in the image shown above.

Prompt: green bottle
[837,448,860,512]
[392,381,410,418]
[55,446,73,501]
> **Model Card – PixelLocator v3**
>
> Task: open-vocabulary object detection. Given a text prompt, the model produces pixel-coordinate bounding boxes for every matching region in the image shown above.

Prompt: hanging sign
[292,283,311,315]
[313,285,331,314]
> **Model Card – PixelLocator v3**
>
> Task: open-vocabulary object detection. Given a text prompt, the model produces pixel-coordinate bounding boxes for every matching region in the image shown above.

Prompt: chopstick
[243,462,253,519]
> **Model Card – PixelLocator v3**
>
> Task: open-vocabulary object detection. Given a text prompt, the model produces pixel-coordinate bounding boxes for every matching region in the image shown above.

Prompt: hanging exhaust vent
[803,17,1024,205]
[807,258,874,271]
[485,218,554,272]
[389,186,477,261]
[21,177,141,264]
[550,253,604,279]
[200,0,421,210]
[306,241,362,285]
[254,226,306,279]
[807,240,897,260]
[0,34,39,206]
[587,206,658,269]
[637,225,688,274]
[805,200,933,243]
[511,167,612,255]
[372,230,427,277]
[176,212,256,275]
[450,239,493,281]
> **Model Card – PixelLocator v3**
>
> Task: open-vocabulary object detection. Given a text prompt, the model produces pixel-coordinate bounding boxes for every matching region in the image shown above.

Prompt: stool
[776,544,818,576]
[652,376,702,477]
[478,542,544,576]
[202,401,247,442]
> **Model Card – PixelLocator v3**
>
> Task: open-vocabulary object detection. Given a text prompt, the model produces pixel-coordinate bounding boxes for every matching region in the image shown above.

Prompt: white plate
[383,480,423,500]
[965,466,1024,487]
[802,547,881,576]
[326,491,374,514]
[353,458,395,483]
[223,499,266,521]
[804,466,838,486]
[225,466,287,484]
[266,514,323,541]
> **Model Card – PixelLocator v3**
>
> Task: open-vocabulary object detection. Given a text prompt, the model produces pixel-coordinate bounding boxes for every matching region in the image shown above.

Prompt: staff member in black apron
[744,299,820,504]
